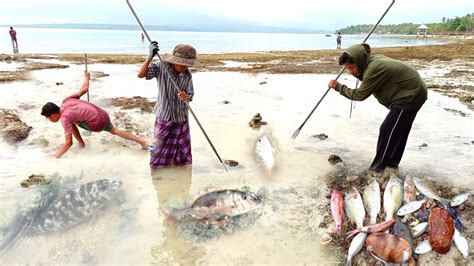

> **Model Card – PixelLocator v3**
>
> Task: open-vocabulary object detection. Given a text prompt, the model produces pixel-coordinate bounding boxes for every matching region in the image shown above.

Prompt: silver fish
[397,198,427,216]
[363,178,381,225]
[414,239,432,254]
[170,190,263,222]
[345,232,367,266]
[412,222,428,238]
[450,192,471,207]
[255,135,275,171]
[453,228,469,259]
[383,175,403,221]
[0,179,123,251]
[413,177,448,203]
[345,187,366,228]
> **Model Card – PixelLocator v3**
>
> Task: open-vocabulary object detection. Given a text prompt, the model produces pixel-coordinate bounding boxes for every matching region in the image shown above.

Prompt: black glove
[147,41,159,61]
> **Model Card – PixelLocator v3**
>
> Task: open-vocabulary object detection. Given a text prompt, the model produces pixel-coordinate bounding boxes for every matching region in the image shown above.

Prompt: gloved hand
[147,41,159,61]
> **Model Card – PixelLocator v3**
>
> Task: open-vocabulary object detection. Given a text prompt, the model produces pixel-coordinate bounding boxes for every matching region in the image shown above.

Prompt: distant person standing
[336,32,342,49]
[9,26,18,48]
[141,32,145,43]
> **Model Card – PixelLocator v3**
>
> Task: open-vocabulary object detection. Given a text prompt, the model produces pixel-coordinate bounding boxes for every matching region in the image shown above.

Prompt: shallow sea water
[0,62,472,264]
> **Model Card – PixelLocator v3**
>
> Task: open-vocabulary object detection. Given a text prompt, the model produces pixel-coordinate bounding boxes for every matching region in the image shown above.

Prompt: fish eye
[243,195,248,200]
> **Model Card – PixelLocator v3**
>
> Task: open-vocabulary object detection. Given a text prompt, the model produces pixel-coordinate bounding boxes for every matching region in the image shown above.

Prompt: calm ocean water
[1,27,444,54]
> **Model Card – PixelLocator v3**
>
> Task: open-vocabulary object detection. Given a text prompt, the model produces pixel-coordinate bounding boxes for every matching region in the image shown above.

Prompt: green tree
[338,13,472,34]
[450,17,462,31]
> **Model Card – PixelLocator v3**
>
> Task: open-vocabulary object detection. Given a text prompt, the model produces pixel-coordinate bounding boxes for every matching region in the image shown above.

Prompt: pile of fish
[328,174,470,265]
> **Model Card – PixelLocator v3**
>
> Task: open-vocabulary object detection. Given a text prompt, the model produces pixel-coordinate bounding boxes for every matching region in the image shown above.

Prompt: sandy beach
[0,41,473,264]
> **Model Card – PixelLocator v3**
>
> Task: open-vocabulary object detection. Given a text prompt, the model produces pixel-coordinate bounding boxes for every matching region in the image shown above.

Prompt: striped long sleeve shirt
[146,61,194,122]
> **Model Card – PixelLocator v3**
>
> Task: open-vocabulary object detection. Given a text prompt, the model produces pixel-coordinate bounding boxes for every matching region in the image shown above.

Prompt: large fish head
[239,191,263,209]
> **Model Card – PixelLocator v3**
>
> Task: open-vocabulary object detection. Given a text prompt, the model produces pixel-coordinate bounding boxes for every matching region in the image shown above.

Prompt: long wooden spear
[125,0,228,172]
[292,0,396,139]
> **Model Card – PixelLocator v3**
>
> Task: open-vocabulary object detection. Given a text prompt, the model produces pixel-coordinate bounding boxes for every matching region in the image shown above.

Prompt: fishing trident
[291,0,396,139]
[125,0,228,172]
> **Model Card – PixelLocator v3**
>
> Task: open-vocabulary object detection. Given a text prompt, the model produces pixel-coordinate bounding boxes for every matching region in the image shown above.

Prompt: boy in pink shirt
[41,72,150,158]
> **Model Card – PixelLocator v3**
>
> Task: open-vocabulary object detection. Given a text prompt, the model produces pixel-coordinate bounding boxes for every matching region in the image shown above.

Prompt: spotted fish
[0,179,123,251]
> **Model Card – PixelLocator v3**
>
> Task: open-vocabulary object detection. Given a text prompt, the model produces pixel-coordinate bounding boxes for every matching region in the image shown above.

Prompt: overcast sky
[1,0,473,30]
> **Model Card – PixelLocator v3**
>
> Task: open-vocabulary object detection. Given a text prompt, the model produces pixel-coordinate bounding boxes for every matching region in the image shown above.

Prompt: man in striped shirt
[138,42,202,168]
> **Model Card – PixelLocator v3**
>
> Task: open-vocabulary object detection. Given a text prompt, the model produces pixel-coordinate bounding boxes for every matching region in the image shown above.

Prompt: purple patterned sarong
[150,118,192,168]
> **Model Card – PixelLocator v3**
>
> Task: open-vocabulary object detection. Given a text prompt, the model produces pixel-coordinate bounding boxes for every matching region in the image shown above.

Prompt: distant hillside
[337,13,473,34]
[4,23,330,34]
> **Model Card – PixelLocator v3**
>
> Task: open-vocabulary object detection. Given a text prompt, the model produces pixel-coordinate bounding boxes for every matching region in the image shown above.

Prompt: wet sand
[2,40,473,109]
[0,41,473,264]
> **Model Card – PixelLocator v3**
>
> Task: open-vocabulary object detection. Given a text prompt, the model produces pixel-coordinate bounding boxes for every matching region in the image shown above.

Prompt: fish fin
[345,258,352,266]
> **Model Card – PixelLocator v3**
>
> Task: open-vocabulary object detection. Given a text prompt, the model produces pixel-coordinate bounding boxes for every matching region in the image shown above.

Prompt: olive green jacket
[335,43,427,110]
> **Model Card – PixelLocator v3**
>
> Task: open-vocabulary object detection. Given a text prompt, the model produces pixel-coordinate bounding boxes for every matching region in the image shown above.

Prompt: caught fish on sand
[397,198,427,216]
[330,189,344,234]
[255,134,276,172]
[168,189,263,225]
[363,178,381,225]
[383,175,403,221]
[403,175,417,204]
[450,192,471,207]
[344,187,365,229]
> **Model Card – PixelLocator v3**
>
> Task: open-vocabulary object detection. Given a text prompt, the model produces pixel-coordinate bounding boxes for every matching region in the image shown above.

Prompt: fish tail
[370,217,377,225]
[159,206,174,221]
[0,209,33,252]
[346,230,358,239]
[345,258,352,266]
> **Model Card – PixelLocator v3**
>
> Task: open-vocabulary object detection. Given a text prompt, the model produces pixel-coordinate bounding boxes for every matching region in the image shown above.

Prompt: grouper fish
[0,179,123,251]
[169,189,263,224]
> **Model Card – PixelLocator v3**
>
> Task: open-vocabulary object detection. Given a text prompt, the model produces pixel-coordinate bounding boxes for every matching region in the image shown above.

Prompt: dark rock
[249,113,267,129]
[328,154,342,164]
[20,174,51,188]
[224,159,239,167]
[312,133,328,140]
[0,108,32,143]
[418,143,428,149]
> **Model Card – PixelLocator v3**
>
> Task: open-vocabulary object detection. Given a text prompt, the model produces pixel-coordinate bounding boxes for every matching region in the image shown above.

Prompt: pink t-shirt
[9,30,16,39]
[60,93,110,135]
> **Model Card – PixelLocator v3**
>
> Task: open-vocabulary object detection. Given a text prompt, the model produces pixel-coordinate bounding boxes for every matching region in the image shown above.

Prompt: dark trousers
[370,106,421,171]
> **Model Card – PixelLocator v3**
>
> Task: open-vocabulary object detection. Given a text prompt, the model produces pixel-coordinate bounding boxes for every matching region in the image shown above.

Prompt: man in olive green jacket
[328,43,427,173]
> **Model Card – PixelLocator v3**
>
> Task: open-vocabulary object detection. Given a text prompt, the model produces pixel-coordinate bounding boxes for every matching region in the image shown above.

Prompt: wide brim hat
[162,44,203,67]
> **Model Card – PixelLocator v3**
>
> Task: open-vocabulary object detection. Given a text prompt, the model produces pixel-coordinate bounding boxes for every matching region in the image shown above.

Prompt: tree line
[337,13,473,34]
